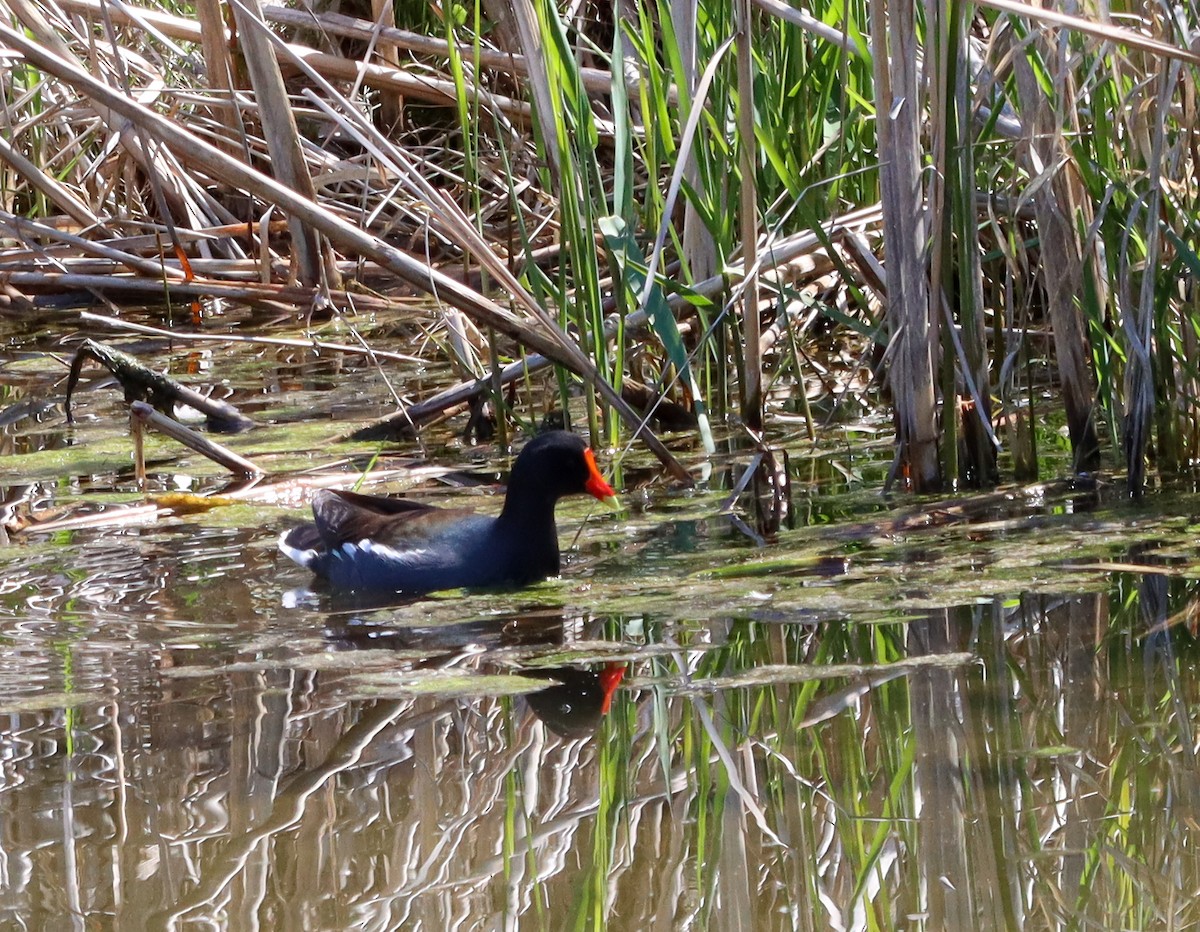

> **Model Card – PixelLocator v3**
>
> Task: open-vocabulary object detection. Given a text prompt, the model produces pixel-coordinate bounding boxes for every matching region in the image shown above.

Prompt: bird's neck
[497,480,562,578]
[498,479,559,530]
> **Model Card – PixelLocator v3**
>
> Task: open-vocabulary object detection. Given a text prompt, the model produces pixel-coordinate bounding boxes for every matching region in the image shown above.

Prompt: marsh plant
[0,0,1198,491]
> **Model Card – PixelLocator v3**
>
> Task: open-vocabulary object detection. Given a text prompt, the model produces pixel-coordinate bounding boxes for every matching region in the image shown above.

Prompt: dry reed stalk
[500,0,563,182]
[0,211,189,278]
[52,0,534,120]
[285,45,534,119]
[194,0,243,159]
[0,136,100,230]
[975,0,1200,67]
[1010,27,1099,474]
[0,219,287,255]
[367,0,404,128]
[261,5,648,102]
[6,260,277,281]
[226,0,325,286]
[870,0,939,490]
[735,0,762,431]
[673,0,718,293]
[0,270,347,311]
[78,311,426,364]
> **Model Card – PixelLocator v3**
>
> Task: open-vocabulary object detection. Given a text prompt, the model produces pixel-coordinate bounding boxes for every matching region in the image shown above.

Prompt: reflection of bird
[279,431,616,593]
[525,664,627,738]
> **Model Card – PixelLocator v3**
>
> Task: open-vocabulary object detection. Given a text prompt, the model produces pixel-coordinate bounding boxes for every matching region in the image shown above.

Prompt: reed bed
[1,0,1198,491]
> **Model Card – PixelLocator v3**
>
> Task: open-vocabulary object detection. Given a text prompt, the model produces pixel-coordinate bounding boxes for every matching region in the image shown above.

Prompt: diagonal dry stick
[130,401,263,477]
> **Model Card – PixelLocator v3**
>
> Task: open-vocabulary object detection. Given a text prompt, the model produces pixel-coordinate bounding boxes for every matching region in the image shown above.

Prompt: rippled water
[2,322,1200,929]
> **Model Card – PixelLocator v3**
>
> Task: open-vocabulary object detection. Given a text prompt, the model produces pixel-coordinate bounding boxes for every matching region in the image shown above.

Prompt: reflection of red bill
[599,663,628,714]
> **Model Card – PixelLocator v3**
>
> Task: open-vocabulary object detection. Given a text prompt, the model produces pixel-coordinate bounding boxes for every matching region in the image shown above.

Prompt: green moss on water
[163,650,431,677]
[345,669,553,698]
[219,421,388,463]
[0,415,414,487]
[0,436,158,483]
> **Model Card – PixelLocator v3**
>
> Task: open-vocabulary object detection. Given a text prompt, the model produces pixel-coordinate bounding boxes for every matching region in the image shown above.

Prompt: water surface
[1,322,1199,929]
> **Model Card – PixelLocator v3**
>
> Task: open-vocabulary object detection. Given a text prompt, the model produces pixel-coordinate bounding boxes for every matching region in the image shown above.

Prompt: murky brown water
[3,321,1200,929]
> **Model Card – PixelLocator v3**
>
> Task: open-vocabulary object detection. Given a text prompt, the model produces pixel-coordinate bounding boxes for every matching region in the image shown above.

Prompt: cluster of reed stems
[1,0,1198,491]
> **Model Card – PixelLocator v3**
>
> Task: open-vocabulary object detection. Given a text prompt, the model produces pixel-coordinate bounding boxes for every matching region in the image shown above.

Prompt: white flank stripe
[345,539,432,565]
[277,530,318,568]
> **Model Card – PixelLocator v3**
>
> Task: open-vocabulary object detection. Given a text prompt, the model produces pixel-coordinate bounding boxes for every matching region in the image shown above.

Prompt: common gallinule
[279,430,617,593]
